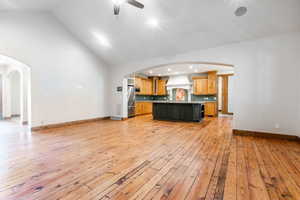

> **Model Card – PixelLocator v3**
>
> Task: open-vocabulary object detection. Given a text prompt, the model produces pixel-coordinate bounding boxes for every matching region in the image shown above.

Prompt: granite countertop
[136,100,216,104]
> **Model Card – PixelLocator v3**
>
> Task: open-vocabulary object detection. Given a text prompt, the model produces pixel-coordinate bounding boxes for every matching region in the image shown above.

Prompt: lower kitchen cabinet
[205,102,217,117]
[135,102,153,116]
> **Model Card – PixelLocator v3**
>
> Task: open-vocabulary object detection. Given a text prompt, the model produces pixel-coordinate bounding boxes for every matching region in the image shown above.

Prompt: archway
[7,70,21,122]
[122,61,235,119]
[0,55,31,127]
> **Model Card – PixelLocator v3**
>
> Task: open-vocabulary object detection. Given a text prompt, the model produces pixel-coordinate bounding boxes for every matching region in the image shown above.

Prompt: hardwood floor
[0,116,299,200]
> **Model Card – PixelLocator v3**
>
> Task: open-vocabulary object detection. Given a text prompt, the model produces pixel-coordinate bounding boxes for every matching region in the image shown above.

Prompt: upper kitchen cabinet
[207,71,217,95]
[193,71,217,95]
[135,77,153,95]
[144,79,153,95]
[157,80,167,96]
[135,77,143,95]
[193,78,208,95]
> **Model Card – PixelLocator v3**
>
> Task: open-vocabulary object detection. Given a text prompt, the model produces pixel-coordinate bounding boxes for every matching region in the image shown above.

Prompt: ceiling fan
[112,0,144,15]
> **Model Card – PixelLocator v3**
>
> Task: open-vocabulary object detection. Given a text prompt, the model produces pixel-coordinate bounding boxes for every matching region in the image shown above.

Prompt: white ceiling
[0,0,61,10]
[138,63,234,77]
[1,0,300,66]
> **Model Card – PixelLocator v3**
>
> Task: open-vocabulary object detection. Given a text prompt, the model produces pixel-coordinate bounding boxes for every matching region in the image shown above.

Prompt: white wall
[0,74,2,119]
[0,12,110,127]
[109,32,300,137]
[10,71,21,116]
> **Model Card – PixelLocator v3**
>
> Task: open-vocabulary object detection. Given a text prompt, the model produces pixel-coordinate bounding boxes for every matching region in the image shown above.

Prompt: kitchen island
[153,101,205,122]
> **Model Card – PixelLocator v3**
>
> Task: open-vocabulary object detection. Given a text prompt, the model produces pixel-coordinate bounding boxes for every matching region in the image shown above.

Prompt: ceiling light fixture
[167,68,172,72]
[146,18,159,28]
[112,0,144,15]
[149,70,153,74]
[189,65,193,69]
[93,32,111,47]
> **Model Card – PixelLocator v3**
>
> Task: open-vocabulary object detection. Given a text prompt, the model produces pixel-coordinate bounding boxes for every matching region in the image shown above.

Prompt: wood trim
[192,76,208,80]
[31,117,110,131]
[3,115,21,120]
[233,129,300,141]
[218,74,234,77]
[222,76,229,114]
[134,113,152,117]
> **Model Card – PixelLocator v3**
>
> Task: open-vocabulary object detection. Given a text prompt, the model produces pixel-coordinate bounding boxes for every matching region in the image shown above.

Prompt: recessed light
[194,69,199,73]
[93,32,111,47]
[112,0,126,5]
[235,6,247,17]
[189,65,193,69]
[146,18,159,28]
[158,74,161,76]
[149,70,153,74]
[167,68,172,72]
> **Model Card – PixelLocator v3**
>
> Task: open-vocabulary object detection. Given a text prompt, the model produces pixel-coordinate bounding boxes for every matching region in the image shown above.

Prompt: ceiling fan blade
[127,0,144,9]
[114,4,120,15]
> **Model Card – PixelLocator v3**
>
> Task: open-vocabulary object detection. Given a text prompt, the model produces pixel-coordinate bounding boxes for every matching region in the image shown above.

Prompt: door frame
[218,74,234,115]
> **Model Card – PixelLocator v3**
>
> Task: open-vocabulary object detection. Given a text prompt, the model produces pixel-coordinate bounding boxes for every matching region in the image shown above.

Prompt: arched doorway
[7,70,21,123]
[0,55,31,127]
[123,61,235,119]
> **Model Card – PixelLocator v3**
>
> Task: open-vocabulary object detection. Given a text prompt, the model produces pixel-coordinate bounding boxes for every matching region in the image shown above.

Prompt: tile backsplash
[136,95,168,101]
[191,95,217,101]
[136,94,216,102]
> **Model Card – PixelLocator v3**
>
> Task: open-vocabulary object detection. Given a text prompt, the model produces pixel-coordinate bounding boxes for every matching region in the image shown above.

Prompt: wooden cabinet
[135,102,153,115]
[208,71,217,95]
[193,71,217,95]
[135,102,143,115]
[136,77,166,96]
[205,102,217,117]
[194,78,208,95]
[145,79,153,95]
[143,102,153,114]
[135,77,153,95]
[135,78,143,95]
[157,80,167,95]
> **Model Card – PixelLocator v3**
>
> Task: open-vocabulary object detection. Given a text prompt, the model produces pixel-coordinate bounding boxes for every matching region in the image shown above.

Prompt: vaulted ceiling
[1,0,300,66]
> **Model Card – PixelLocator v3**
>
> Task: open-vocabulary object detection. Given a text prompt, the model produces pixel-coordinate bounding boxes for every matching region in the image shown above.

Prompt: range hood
[166,75,192,101]
[166,75,192,90]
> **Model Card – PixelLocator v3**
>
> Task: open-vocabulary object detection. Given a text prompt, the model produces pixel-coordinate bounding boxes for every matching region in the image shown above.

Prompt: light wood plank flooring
[0,115,299,200]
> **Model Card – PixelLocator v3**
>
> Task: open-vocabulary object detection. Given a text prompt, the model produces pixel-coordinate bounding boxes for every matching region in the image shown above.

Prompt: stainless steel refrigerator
[127,84,136,118]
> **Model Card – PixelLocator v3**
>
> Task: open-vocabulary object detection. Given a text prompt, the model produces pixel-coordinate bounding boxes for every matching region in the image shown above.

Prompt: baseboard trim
[3,115,21,120]
[233,129,300,141]
[32,117,110,131]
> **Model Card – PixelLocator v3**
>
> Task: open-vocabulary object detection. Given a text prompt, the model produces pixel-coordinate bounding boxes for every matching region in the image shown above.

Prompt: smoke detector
[235,6,247,17]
